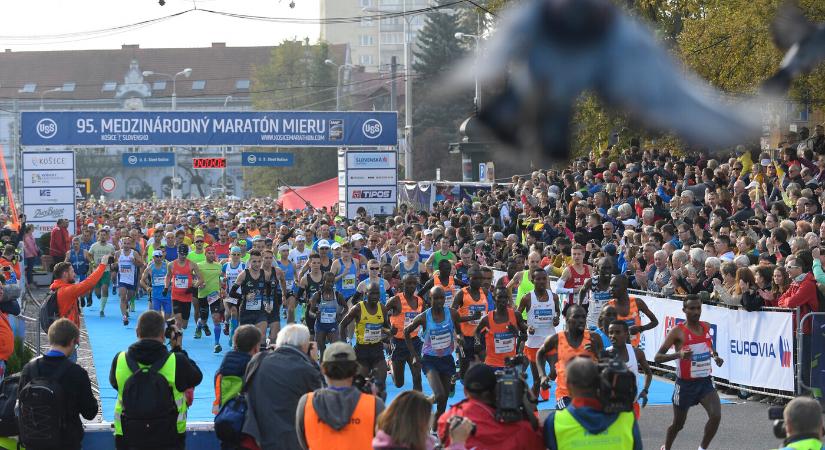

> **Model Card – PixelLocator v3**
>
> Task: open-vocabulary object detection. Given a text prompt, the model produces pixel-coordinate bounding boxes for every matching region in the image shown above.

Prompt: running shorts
[421,354,455,376]
[391,337,422,362]
[672,377,715,410]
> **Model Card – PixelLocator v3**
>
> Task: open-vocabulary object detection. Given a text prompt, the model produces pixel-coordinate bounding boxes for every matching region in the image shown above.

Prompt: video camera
[164,318,181,341]
[597,351,638,414]
[769,406,787,439]
[494,355,531,423]
[352,373,376,395]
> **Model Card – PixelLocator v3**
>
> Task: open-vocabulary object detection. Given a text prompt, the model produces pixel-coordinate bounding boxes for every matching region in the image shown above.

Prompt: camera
[769,406,787,439]
[494,355,530,423]
[596,352,638,414]
[352,373,376,395]
[164,318,180,341]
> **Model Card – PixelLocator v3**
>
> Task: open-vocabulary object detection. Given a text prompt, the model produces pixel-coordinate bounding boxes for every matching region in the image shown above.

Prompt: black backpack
[17,358,70,448]
[120,352,179,447]
[0,373,20,437]
[38,289,60,334]
[214,351,266,444]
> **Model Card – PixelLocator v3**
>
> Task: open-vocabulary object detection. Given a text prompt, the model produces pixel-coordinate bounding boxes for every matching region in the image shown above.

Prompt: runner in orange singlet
[607,275,658,347]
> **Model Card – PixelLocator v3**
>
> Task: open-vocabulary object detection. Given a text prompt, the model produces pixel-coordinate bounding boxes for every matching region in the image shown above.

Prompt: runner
[608,275,659,347]
[262,248,288,342]
[307,271,346,360]
[66,237,92,307]
[554,243,592,310]
[164,243,202,332]
[197,245,223,351]
[507,250,542,319]
[276,244,298,323]
[187,233,207,265]
[536,304,603,409]
[516,268,560,398]
[451,266,487,378]
[221,247,246,339]
[355,259,392,305]
[385,274,424,391]
[89,228,116,317]
[297,253,325,334]
[331,242,360,337]
[404,286,463,430]
[113,236,143,326]
[394,243,427,287]
[425,237,457,274]
[655,296,724,450]
[475,288,526,368]
[578,256,615,330]
[139,250,171,319]
[418,229,435,265]
[339,282,390,399]
[212,228,231,260]
[229,249,273,345]
[607,319,653,419]
[418,260,458,308]
[289,234,311,273]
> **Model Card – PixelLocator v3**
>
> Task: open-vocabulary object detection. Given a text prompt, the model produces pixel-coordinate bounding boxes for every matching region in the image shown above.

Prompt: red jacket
[49,263,106,330]
[437,398,544,450]
[778,272,818,335]
[49,226,70,257]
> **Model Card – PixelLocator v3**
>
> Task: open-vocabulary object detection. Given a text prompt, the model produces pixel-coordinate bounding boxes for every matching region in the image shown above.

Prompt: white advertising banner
[342,150,397,219]
[23,151,76,238]
[637,295,794,392]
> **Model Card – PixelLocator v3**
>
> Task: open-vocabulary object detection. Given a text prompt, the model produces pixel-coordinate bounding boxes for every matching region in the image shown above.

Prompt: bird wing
[597,15,759,149]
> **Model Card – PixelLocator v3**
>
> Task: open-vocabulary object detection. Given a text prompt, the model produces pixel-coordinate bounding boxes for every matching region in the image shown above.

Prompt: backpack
[120,352,179,447]
[214,351,266,444]
[17,358,70,448]
[0,373,19,437]
[38,289,60,334]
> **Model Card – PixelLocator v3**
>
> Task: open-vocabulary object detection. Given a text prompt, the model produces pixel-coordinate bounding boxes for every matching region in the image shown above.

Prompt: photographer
[771,396,824,450]
[51,254,112,333]
[436,364,544,450]
[544,357,641,450]
[109,310,203,450]
[296,342,384,450]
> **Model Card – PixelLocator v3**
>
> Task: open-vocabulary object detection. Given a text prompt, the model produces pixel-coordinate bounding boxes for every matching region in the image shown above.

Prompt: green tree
[248,40,339,196]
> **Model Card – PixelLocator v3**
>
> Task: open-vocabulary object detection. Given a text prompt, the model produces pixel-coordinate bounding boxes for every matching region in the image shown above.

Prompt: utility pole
[390,56,397,112]
[403,0,413,180]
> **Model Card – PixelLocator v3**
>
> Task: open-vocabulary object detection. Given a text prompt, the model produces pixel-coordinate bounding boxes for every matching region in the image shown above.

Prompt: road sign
[242,152,294,167]
[100,177,116,193]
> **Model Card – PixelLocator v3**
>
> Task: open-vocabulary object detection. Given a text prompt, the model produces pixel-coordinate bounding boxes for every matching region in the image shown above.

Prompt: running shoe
[122,315,129,326]
[194,326,202,339]
[203,324,211,336]
[214,344,222,353]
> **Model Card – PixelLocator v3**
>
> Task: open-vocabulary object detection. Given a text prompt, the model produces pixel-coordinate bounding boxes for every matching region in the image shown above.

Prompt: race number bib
[343,275,356,290]
[286,279,295,291]
[152,275,166,287]
[430,329,452,351]
[469,304,486,326]
[690,346,712,378]
[364,323,382,343]
[246,292,262,310]
[494,331,515,354]
[174,275,189,289]
[534,308,554,325]
[320,305,337,324]
[444,291,454,309]
[404,311,418,328]
[207,291,220,305]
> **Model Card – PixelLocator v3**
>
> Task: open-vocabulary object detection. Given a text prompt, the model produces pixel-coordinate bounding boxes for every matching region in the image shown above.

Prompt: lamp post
[34,87,62,111]
[222,95,232,194]
[455,31,482,112]
[324,60,354,111]
[141,68,192,200]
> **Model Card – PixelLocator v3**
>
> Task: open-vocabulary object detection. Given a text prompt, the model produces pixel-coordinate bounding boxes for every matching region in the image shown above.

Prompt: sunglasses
[369,267,379,271]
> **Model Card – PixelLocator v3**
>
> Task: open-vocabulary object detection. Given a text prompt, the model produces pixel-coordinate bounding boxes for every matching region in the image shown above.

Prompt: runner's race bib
[246,292,262,310]
[404,311,418,328]
[364,323,382,343]
[152,275,165,287]
[534,308,554,325]
[430,329,452,351]
[207,291,220,305]
[690,346,712,378]
[469,304,486,326]
[174,275,189,289]
[343,275,356,290]
[444,291,454,309]
[494,331,515,354]
[320,305,337,324]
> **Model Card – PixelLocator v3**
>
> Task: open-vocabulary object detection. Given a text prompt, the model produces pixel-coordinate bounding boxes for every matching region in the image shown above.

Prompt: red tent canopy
[279,177,338,211]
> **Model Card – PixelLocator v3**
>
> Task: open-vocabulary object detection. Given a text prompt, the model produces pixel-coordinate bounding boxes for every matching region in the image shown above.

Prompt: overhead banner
[339,150,397,219]
[242,152,294,167]
[122,152,175,167]
[637,295,795,392]
[22,151,75,238]
[21,111,398,147]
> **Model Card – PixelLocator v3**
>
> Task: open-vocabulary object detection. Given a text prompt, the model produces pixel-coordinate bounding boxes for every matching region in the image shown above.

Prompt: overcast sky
[0,0,321,51]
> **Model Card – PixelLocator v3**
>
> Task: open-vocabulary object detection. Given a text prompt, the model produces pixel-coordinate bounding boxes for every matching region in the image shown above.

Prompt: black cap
[177,243,189,255]
[463,364,497,394]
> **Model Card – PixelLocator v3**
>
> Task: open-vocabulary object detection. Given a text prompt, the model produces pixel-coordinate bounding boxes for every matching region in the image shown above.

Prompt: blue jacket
[544,402,642,450]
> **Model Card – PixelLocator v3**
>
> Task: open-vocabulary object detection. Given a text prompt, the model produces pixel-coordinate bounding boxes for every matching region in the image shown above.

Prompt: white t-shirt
[288,247,311,271]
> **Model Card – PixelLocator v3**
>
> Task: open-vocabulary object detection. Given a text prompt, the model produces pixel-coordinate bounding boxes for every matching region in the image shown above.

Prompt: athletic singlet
[305,273,324,303]
[150,263,168,299]
[431,251,456,271]
[433,275,457,308]
[525,289,557,349]
[565,265,591,290]
[515,270,535,320]
[555,331,595,399]
[118,250,137,286]
[240,269,268,312]
[457,286,487,336]
[608,297,642,346]
[391,293,423,339]
[319,257,332,274]
[422,307,455,357]
[484,309,518,368]
[276,261,296,292]
[418,242,434,263]
[222,261,246,293]
[170,260,193,302]
[586,276,613,330]
[69,249,89,278]
[355,302,384,345]
[213,242,231,260]
[336,258,358,299]
[675,322,713,381]
[398,260,420,283]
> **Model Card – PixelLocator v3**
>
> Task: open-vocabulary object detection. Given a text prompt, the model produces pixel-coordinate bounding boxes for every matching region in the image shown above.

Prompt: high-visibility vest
[773,438,825,450]
[554,408,635,449]
[303,391,375,450]
[113,351,187,436]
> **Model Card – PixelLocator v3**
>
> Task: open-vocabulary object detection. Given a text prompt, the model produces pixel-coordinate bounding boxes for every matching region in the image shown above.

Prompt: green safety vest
[515,270,534,320]
[774,438,825,450]
[554,408,635,450]
[113,351,187,436]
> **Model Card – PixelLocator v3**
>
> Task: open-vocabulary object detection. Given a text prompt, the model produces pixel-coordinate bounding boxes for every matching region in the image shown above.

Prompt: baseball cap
[621,218,639,228]
[423,229,433,236]
[317,239,330,248]
[228,231,238,238]
[351,233,363,242]
[463,364,497,394]
[322,342,357,362]
[177,243,189,255]
[152,250,164,257]
[331,242,341,250]
[278,243,290,251]
[296,235,306,242]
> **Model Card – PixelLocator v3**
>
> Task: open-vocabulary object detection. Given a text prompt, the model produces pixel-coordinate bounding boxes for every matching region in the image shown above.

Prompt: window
[61,82,75,92]
[192,80,206,90]
[360,17,373,27]
[359,54,375,66]
[359,0,371,6]
[152,81,167,91]
[380,16,401,26]
[359,35,375,46]
[101,81,117,92]
[235,79,250,90]
[381,32,404,45]
[20,83,36,93]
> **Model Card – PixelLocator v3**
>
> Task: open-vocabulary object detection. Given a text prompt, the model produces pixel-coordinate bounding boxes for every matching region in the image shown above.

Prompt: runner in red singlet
[554,244,592,308]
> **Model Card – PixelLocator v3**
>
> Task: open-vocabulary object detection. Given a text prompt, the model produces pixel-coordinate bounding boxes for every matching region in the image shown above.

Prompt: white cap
[351,233,363,242]
[296,235,306,241]
[278,243,290,251]
[423,229,433,236]
[621,218,639,228]
[317,239,330,248]
[331,242,341,250]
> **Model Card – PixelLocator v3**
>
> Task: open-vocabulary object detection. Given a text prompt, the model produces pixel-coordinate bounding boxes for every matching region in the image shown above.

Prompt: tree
[248,40,339,196]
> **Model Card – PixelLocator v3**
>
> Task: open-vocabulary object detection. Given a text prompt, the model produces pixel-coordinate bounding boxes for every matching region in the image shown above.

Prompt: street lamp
[31,87,62,111]
[325,59,354,112]
[142,68,192,199]
[455,31,482,111]
[222,95,233,194]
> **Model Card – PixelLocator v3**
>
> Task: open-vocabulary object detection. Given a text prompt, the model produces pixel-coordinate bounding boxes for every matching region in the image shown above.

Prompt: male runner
[197,246,222,350]
[536,304,603,409]
[655,296,724,450]
[425,237,457,274]
[418,260,458,308]
[578,256,615,330]
[307,271,346,359]
[516,268,560,398]
[395,243,427,287]
[355,259,392,304]
[221,246,246,339]
[229,249,273,345]
[475,288,526,368]
[164,243,202,332]
[385,274,424,391]
[339,282,390,399]
[140,250,171,318]
[607,320,652,418]
[297,253,325,334]
[289,234,311,273]
[276,244,298,323]
[89,228,116,317]
[554,243,592,309]
[608,275,659,347]
[507,250,542,319]
[114,236,143,325]
[212,228,231,260]
[330,242,360,303]
[262,248,288,342]
[451,266,487,378]
[187,234,207,265]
